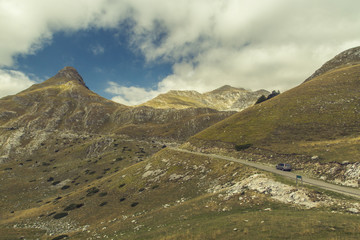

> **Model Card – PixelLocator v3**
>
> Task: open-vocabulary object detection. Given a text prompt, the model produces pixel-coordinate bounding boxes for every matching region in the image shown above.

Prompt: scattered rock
[347,208,359,214]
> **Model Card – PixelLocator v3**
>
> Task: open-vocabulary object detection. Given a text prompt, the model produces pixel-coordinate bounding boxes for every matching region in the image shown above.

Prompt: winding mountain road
[171,148,360,199]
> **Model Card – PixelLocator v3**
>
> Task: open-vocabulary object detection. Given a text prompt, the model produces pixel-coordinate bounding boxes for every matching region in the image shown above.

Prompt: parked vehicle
[276,163,292,171]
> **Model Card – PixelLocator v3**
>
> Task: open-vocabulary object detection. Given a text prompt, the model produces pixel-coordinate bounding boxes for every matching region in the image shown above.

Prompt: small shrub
[152,185,159,189]
[99,202,108,207]
[86,187,100,197]
[119,183,126,188]
[99,192,108,197]
[131,202,139,207]
[255,95,267,104]
[52,235,69,240]
[53,212,68,219]
[64,203,84,211]
[52,181,61,186]
[235,144,253,151]
[120,197,126,202]
[61,185,70,190]
[48,212,56,216]
[47,177,54,182]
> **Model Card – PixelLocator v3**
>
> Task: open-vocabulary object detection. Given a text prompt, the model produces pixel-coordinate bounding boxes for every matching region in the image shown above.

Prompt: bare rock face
[305,46,360,82]
[52,66,87,87]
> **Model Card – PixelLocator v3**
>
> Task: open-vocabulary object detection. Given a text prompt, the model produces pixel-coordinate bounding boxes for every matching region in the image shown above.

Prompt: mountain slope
[305,46,360,82]
[0,67,234,162]
[1,146,359,239]
[185,47,360,184]
[140,85,269,111]
[1,64,360,239]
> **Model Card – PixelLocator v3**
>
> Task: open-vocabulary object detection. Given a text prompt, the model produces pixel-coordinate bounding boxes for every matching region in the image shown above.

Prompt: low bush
[53,212,68,219]
[235,144,253,151]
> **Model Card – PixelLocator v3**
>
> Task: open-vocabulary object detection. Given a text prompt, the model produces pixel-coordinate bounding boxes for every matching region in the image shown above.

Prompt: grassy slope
[1,146,359,239]
[189,64,360,163]
[140,93,208,109]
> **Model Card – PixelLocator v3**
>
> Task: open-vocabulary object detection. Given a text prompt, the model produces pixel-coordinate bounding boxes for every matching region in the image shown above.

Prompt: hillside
[0,67,234,162]
[140,85,269,111]
[1,62,360,239]
[186,47,360,187]
[1,146,359,239]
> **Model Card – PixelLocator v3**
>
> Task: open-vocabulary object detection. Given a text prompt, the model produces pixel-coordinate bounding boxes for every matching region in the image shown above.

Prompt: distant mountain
[141,85,269,111]
[0,67,234,162]
[186,46,360,184]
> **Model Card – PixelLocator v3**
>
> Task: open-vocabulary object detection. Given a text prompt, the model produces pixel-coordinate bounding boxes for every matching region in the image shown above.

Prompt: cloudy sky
[1,0,360,105]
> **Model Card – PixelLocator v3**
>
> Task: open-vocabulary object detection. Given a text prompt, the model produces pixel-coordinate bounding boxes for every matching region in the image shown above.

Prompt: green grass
[190,64,360,164]
[1,146,360,239]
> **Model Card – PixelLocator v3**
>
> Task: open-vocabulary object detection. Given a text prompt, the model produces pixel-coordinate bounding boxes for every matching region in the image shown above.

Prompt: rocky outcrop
[305,46,360,82]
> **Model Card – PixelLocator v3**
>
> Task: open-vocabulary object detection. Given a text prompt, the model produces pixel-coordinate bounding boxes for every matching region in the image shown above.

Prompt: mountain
[185,47,360,187]
[0,67,234,162]
[140,85,269,111]
[305,46,360,82]
[1,63,360,239]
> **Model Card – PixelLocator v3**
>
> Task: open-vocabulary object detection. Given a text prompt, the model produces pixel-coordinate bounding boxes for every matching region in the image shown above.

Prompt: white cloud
[1,0,360,104]
[90,44,105,55]
[0,69,36,97]
[105,81,160,106]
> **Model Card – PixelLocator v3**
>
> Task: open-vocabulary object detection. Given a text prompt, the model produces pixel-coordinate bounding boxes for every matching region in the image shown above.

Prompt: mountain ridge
[0,67,234,162]
[141,85,269,111]
[305,46,360,82]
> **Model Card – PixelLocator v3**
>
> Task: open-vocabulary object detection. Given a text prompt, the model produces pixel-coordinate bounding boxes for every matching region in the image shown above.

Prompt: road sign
[296,175,303,185]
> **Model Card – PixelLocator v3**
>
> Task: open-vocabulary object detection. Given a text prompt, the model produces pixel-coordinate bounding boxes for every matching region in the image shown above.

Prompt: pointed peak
[210,85,246,93]
[53,66,87,88]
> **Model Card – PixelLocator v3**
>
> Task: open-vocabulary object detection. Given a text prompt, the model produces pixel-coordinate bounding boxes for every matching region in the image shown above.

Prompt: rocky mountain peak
[305,46,360,82]
[52,66,87,88]
[210,85,246,93]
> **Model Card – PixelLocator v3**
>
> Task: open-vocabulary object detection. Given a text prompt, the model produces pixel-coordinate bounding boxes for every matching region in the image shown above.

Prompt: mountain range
[1,47,360,239]
[140,85,269,111]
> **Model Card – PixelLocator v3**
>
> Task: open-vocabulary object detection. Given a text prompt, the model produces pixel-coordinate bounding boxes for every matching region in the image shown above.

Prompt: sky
[1,0,360,106]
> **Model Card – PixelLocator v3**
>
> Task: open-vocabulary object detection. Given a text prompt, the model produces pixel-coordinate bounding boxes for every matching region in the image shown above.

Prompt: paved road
[171,148,360,199]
